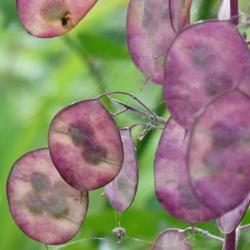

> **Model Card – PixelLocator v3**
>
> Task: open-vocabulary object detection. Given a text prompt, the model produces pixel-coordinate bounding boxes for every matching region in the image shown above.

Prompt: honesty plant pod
[164,20,250,130]
[217,195,249,234]
[155,119,216,223]
[127,0,182,84]
[188,90,250,215]
[7,148,88,245]
[48,99,124,191]
[105,129,138,212]
[17,0,97,38]
[170,0,192,32]
[152,229,192,250]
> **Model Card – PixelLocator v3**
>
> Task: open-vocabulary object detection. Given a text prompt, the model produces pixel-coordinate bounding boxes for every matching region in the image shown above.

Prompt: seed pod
[155,119,216,223]
[105,129,138,212]
[17,0,97,38]
[127,0,177,84]
[152,229,192,250]
[48,99,124,191]
[217,195,249,234]
[164,20,250,130]
[188,90,250,215]
[7,148,88,245]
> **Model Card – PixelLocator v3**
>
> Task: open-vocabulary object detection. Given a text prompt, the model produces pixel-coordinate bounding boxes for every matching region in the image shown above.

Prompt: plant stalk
[230,0,239,25]
[223,230,236,250]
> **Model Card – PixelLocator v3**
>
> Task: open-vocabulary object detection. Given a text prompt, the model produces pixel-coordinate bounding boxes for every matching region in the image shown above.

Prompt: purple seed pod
[17,0,97,38]
[188,90,250,215]
[152,229,192,250]
[169,0,192,32]
[155,119,216,224]
[164,20,250,130]
[127,0,177,84]
[217,194,249,234]
[48,99,124,191]
[105,129,138,212]
[7,148,88,245]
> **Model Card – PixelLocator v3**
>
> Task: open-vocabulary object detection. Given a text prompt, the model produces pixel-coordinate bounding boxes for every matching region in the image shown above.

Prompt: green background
[0,0,250,249]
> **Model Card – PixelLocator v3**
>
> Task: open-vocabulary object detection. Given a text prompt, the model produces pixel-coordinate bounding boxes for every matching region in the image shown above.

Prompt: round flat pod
[155,119,216,224]
[105,129,138,212]
[127,0,177,84]
[188,90,250,215]
[7,148,88,245]
[152,229,191,250]
[217,194,249,234]
[48,99,124,191]
[164,20,250,130]
[17,0,97,38]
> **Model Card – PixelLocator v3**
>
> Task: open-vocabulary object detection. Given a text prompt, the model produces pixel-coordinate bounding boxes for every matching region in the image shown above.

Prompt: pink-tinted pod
[7,148,88,245]
[127,0,177,84]
[105,129,138,212]
[164,20,250,130]
[48,99,124,191]
[155,119,216,224]
[169,0,192,32]
[239,68,250,96]
[17,0,97,38]
[188,90,250,215]
[152,229,191,250]
[217,195,249,234]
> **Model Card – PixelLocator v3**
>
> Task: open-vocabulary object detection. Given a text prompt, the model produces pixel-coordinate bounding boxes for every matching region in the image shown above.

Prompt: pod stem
[230,0,239,25]
[184,227,224,243]
[223,230,237,250]
[98,91,167,125]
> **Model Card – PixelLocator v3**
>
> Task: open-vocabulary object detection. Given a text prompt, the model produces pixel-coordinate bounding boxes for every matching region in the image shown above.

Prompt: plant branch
[111,98,154,120]
[230,0,239,25]
[185,227,224,243]
[97,91,167,125]
[223,230,236,250]
[239,223,250,232]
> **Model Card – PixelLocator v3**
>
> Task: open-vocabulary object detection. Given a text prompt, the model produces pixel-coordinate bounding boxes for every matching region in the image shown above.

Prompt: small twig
[111,98,153,120]
[98,91,167,125]
[239,223,250,232]
[53,237,113,250]
[112,107,128,117]
[185,227,224,243]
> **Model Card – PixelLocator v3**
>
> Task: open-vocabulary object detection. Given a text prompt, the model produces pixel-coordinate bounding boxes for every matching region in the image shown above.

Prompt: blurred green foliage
[0,0,250,250]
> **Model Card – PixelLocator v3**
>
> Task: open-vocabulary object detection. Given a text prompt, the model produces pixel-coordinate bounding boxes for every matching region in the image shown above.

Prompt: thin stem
[63,36,107,93]
[223,230,236,250]
[184,0,192,25]
[112,107,128,117]
[230,0,239,25]
[239,223,250,232]
[98,91,167,125]
[185,227,224,243]
[111,98,153,120]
